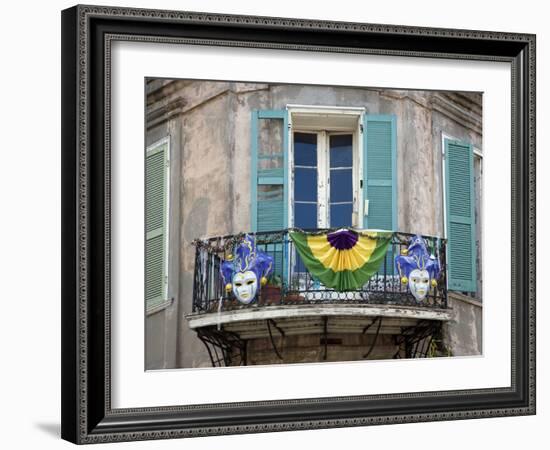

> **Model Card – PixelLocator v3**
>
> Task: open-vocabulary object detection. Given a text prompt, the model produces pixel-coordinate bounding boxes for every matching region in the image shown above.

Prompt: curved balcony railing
[192,229,447,313]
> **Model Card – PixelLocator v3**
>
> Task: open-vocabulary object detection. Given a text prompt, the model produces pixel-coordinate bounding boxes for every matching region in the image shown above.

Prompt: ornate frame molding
[61,5,536,444]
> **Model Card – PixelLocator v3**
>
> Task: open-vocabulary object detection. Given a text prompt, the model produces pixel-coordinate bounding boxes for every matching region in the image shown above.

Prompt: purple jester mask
[220,235,273,304]
[394,235,441,301]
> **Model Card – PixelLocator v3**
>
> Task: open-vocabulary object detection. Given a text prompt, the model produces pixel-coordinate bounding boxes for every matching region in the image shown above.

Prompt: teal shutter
[251,110,288,279]
[363,114,397,274]
[444,139,477,292]
[251,110,288,232]
[146,140,169,312]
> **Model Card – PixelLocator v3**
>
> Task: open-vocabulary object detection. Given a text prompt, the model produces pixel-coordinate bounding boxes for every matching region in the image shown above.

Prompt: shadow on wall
[184,198,210,243]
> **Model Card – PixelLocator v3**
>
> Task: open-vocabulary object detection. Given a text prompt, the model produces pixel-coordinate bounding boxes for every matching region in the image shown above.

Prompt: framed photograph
[61,4,536,444]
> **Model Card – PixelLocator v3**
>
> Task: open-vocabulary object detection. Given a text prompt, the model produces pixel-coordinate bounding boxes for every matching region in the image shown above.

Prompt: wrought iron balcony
[192,230,447,313]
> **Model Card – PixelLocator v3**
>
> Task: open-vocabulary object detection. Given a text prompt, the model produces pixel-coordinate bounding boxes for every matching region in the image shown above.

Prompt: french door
[293,131,356,230]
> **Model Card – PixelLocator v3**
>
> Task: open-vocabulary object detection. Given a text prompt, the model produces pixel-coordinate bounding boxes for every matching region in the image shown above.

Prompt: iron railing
[192,230,447,313]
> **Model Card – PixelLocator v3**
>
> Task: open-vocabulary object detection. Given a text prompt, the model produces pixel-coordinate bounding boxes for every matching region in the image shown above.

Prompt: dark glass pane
[329,134,353,167]
[295,257,308,274]
[294,203,317,229]
[294,132,317,166]
[330,203,353,228]
[294,168,317,202]
[330,169,352,203]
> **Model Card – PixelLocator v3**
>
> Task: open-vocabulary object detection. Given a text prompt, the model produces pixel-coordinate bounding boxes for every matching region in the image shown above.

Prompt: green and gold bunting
[289,229,392,291]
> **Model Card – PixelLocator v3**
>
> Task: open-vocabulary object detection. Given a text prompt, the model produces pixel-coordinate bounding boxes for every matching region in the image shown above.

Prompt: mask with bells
[220,235,274,304]
[394,235,441,301]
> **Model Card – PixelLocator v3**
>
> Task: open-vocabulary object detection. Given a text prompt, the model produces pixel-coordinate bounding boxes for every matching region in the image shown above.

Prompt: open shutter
[251,110,288,232]
[251,110,288,279]
[363,114,397,273]
[444,139,477,292]
[146,140,169,312]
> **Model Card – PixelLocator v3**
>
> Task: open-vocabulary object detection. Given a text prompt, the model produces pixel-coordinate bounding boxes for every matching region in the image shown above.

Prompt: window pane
[294,168,317,202]
[330,169,352,203]
[330,203,353,228]
[294,203,317,229]
[329,134,352,167]
[294,133,317,166]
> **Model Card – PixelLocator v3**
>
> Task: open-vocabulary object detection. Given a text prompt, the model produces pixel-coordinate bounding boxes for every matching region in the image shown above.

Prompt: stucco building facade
[145,79,482,369]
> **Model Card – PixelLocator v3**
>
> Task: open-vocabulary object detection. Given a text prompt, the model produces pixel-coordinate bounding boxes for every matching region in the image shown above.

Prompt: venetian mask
[408,268,430,301]
[395,234,441,302]
[232,270,258,304]
[220,235,273,305]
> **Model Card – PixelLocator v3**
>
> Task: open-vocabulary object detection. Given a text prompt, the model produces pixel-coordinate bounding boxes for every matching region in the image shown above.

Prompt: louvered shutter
[146,141,169,312]
[250,110,288,278]
[444,139,477,292]
[363,114,397,274]
[251,110,288,232]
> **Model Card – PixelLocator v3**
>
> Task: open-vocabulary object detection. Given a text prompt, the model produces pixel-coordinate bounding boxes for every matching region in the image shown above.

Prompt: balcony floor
[187,303,453,338]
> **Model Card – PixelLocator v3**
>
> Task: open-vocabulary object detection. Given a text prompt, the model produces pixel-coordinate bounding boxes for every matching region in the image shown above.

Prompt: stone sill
[186,303,453,329]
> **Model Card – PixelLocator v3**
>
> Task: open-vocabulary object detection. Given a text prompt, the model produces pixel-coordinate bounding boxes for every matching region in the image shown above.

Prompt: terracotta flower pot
[260,286,306,305]
[260,285,282,305]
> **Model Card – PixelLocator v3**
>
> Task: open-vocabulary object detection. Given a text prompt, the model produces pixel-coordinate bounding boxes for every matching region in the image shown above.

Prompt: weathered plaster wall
[444,293,483,356]
[246,334,400,366]
[144,81,182,369]
[145,80,482,369]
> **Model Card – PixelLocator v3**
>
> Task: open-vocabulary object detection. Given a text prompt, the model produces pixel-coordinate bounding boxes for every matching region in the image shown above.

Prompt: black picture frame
[61,4,536,444]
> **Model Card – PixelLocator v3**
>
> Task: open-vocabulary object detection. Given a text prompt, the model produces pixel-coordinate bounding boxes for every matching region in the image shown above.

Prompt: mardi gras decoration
[220,235,274,304]
[394,235,441,301]
[289,229,392,291]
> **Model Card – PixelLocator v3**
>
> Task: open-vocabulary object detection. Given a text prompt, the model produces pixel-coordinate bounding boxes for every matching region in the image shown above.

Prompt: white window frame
[287,105,365,229]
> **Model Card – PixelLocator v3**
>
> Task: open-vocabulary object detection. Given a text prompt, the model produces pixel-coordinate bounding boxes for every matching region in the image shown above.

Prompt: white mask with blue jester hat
[408,268,430,301]
[394,234,441,302]
[232,270,258,304]
[220,234,274,305]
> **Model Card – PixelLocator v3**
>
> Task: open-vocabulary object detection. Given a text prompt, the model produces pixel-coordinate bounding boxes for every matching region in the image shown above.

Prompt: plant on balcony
[260,274,282,306]
[259,274,307,305]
